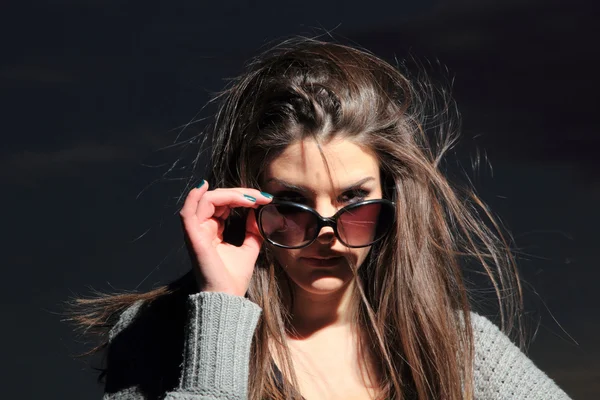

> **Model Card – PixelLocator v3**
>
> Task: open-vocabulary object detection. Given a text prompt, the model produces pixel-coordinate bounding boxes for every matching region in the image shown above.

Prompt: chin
[297,270,353,295]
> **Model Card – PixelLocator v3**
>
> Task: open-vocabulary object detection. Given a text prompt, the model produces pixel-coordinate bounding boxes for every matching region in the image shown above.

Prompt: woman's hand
[180,181,273,296]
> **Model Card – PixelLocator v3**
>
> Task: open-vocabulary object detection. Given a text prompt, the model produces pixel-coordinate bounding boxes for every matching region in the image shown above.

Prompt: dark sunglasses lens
[337,202,394,246]
[260,204,319,247]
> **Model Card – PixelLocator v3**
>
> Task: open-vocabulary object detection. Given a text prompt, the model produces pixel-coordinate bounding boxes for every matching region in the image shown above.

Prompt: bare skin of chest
[286,330,380,400]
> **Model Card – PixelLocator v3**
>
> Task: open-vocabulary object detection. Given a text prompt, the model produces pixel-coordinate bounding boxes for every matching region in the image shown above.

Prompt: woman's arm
[164,292,261,400]
[102,292,261,400]
[471,313,571,400]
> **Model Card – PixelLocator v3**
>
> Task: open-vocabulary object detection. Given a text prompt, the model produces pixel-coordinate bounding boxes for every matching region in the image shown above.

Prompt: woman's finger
[180,181,210,219]
[213,204,232,220]
[195,189,272,222]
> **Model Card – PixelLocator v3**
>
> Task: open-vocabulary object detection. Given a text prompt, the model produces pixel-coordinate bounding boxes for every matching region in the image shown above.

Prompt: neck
[285,279,358,339]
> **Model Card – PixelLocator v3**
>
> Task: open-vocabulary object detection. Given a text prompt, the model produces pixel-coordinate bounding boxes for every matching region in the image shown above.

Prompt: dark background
[1,0,598,398]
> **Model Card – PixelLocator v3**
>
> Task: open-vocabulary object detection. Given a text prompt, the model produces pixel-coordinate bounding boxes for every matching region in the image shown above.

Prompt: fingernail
[243,194,256,202]
[260,191,273,199]
[196,180,205,189]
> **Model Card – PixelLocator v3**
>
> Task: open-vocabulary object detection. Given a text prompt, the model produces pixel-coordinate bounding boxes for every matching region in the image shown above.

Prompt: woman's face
[262,137,383,296]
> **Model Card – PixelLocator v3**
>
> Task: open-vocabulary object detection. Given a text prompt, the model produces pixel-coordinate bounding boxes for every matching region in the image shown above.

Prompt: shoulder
[108,300,145,342]
[469,311,514,347]
[467,312,571,399]
[103,290,190,397]
[468,311,532,375]
[468,311,533,371]
[468,312,524,373]
[108,290,191,343]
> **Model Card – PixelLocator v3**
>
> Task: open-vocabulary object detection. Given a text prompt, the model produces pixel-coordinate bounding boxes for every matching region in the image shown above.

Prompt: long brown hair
[68,37,523,400]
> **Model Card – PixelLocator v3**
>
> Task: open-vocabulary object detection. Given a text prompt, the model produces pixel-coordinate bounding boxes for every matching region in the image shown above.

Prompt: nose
[314,202,337,244]
[316,225,336,244]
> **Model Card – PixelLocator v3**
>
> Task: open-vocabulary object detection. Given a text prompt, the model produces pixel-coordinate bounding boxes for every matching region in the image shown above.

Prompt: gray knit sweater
[101,291,570,400]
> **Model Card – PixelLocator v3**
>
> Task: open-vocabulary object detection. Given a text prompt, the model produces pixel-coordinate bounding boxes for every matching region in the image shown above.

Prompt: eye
[339,189,369,204]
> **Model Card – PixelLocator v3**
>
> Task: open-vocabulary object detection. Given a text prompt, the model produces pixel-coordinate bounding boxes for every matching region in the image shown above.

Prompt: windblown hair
[69,38,523,400]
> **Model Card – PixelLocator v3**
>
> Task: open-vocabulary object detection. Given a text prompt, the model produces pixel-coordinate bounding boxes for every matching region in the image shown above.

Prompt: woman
[71,38,571,399]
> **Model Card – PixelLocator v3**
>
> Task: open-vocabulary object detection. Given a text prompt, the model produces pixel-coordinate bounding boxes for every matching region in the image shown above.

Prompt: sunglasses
[255,198,396,249]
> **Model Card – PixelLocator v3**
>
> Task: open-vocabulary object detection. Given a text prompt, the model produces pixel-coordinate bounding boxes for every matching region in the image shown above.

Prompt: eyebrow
[265,176,376,194]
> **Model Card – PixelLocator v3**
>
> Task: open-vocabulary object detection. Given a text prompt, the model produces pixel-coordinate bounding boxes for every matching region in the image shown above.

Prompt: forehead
[264,138,379,186]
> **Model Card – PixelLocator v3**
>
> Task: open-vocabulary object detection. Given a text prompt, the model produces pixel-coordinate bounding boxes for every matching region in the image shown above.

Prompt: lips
[300,256,344,267]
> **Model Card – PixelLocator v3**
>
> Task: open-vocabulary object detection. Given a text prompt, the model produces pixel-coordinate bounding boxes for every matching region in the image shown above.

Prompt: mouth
[300,256,344,267]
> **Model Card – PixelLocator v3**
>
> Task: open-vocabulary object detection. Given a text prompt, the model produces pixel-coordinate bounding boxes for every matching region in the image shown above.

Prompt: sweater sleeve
[102,292,261,400]
[471,313,571,400]
[165,292,262,400]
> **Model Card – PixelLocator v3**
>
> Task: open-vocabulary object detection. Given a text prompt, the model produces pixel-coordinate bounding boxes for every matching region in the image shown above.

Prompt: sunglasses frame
[255,198,396,249]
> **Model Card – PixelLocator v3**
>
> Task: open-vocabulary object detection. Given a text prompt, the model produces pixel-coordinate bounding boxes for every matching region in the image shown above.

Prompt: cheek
[353,247,371,267]
[270,247,299,267]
